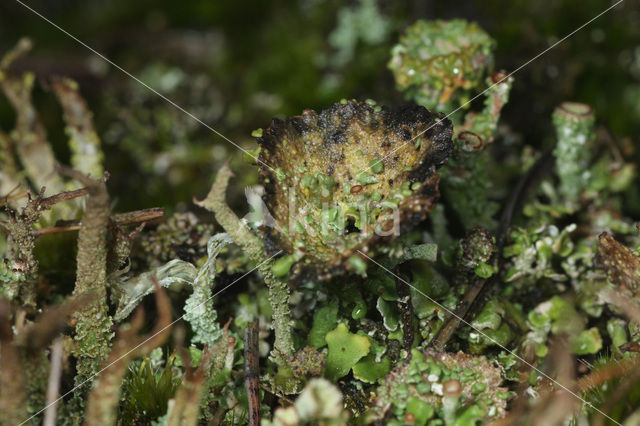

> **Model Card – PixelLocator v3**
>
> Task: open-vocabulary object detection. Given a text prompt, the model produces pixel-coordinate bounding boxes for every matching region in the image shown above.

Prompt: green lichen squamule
[366,349,508,424]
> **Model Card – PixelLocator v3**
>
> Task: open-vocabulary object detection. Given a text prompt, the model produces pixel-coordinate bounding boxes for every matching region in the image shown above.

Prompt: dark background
[1,0,638,211]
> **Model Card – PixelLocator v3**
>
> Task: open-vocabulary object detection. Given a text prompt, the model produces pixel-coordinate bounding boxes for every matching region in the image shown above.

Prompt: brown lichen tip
[597,232,640,297]
[256,100,453,282]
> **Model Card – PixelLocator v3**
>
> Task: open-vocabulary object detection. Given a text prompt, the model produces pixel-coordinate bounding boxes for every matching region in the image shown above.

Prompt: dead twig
[35,207,164,236]
[40,186,90,207]
[244,321,260,426]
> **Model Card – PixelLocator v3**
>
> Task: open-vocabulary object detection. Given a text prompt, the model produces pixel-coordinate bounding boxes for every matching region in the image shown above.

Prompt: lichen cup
[255,100,453,282]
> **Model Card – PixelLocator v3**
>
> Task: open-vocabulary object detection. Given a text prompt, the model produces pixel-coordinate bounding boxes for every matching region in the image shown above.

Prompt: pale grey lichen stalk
[0,129,21,200]
[1,189,55,307]
[0,47,67,202]
[196,164,295,362]
[552,102,596,205]
[51,77,105,179]
[65,170,113,408]
[0,38,76,222]
[183,233,233,345]
[268,378,349,425]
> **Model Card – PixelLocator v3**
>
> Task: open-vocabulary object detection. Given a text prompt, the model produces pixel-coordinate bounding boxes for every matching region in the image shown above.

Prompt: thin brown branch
[430,277,486,351]
[40,186,89,208]
[35,207,164,236]
[396,265,415,354]
[245,321,260,426]
[110,207,165,224]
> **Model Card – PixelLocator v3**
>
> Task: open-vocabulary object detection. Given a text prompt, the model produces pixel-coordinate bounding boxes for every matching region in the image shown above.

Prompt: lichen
[389,19,495,110]
[257,100,452,281]
[115,259,197,321]
[183,233,232,345]
[51,76,105,179]
[138,212,215,267]
[197,164,295,363]
[328,0,390,68]
[367,349,508,424]
[552,102,596,206]
[0,39,76,222]
[66,170,114,407]
[2,11,640,426]
[324,322,371,381]
[84,286,172,426]
[1,192,45,306]
[268,378,350,425]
